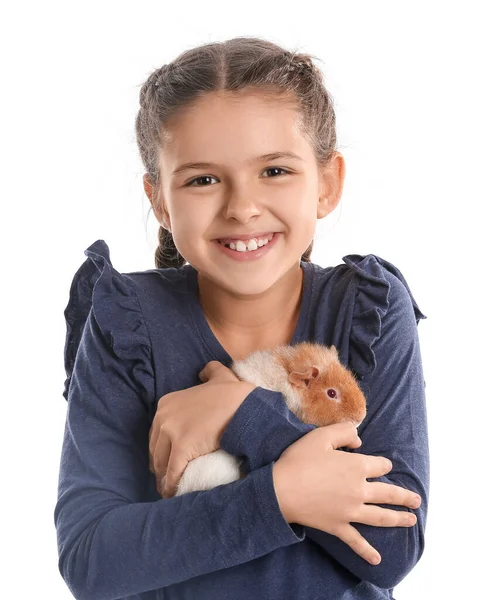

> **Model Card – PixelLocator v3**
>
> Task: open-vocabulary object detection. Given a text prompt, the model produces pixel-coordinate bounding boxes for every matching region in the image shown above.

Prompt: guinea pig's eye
[327,388,338,399]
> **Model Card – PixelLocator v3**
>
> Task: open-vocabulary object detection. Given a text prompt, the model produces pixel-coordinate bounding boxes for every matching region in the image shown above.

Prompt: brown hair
[135,36,338,269]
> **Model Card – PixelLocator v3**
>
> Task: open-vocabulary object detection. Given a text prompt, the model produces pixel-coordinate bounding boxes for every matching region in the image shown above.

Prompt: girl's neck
[197,264,304,350]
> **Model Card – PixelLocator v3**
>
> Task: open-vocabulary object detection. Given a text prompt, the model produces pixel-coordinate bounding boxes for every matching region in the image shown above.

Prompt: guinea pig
[231,342,367,429]
[168,342,367,497]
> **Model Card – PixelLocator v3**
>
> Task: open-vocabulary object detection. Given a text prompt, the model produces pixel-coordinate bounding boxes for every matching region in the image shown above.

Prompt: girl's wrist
[228,381,257,411]
[217,382,257,441]
[236,381,257,399]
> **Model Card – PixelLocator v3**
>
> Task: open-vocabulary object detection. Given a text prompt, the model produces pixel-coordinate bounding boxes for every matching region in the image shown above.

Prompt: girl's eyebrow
[172,151,304,175]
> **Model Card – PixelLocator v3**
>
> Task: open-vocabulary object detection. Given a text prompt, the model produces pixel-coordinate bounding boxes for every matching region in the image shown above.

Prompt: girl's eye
[184,167,290,187]
[262,167,290,179]
[185,175,218,187]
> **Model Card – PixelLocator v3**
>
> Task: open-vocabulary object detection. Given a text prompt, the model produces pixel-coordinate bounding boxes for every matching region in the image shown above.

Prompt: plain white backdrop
[2,1,484,598]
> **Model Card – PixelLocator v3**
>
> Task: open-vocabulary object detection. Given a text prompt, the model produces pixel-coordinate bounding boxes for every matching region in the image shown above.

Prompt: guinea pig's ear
[288,366,320,388]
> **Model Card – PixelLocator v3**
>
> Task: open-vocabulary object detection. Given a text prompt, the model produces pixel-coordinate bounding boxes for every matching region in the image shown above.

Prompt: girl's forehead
[160,96,308,167]
[168,93,298,131]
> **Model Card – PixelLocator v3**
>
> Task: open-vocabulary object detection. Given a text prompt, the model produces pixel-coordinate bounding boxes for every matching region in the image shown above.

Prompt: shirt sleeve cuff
[250,461,306,545]
[220,386,316,472]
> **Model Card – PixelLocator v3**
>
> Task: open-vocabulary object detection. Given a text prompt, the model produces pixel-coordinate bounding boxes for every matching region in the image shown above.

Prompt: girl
[55,36,429,599]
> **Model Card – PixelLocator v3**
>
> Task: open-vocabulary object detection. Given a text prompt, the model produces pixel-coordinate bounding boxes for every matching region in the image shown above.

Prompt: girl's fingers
[199,361,239,383]
[335,524,381,565]
[357,504,417,528]
[199,361,222,382]
[148,422,157,473]
[364,455,394,479]
[319,421,361,450]
[153,427,171,483]
[365,480,422,509]
[148,420,160,465]
[163,450,189,499]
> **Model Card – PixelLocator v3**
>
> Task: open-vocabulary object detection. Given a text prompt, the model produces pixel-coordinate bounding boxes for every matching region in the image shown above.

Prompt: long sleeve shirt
[55,239,429,600]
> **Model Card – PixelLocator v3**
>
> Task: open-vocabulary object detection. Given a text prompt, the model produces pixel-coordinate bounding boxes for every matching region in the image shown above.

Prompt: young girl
[55,36,429,599]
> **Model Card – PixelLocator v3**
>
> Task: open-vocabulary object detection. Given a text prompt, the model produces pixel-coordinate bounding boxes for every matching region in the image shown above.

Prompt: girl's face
[150,90,344,296]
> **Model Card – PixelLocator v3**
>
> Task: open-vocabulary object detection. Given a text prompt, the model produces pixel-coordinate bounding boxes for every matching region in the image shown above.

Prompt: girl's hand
[272,423,422,565]
[148,361,256,499]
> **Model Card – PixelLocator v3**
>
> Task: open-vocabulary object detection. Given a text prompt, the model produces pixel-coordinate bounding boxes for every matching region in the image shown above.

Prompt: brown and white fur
[167,342,367,497]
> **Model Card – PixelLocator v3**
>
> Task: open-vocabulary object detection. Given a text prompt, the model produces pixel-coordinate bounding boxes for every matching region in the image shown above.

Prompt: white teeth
[225,233,274,252]
[235,240,249,252]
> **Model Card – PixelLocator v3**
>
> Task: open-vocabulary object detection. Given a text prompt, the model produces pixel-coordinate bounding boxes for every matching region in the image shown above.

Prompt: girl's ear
[316,152,346,219]
[143,174,172,231]
[288,366,320,388]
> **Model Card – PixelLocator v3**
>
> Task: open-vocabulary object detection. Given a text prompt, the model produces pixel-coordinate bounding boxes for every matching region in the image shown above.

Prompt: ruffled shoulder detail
[62,239,153,400]
[341,253,427,380]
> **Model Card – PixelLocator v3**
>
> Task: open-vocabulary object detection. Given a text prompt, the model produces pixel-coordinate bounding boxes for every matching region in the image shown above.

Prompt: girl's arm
[220,268,429,589]
[55,308,305,600]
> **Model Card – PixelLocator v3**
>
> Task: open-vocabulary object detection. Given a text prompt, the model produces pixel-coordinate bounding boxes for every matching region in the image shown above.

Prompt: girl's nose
[223,189,262,222]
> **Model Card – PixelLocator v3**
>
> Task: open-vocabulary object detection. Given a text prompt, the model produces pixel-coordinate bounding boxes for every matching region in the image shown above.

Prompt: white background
[2,1,484,598]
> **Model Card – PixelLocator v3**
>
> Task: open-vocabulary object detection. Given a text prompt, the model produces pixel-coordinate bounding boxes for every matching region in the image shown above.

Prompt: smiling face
[145,89,345,297]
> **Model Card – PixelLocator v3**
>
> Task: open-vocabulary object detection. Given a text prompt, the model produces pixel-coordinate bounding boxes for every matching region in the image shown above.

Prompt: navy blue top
[55,240,429,600]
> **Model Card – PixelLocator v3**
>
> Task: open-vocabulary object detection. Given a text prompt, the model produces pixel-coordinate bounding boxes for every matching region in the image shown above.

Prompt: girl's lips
[213,232,280,262]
